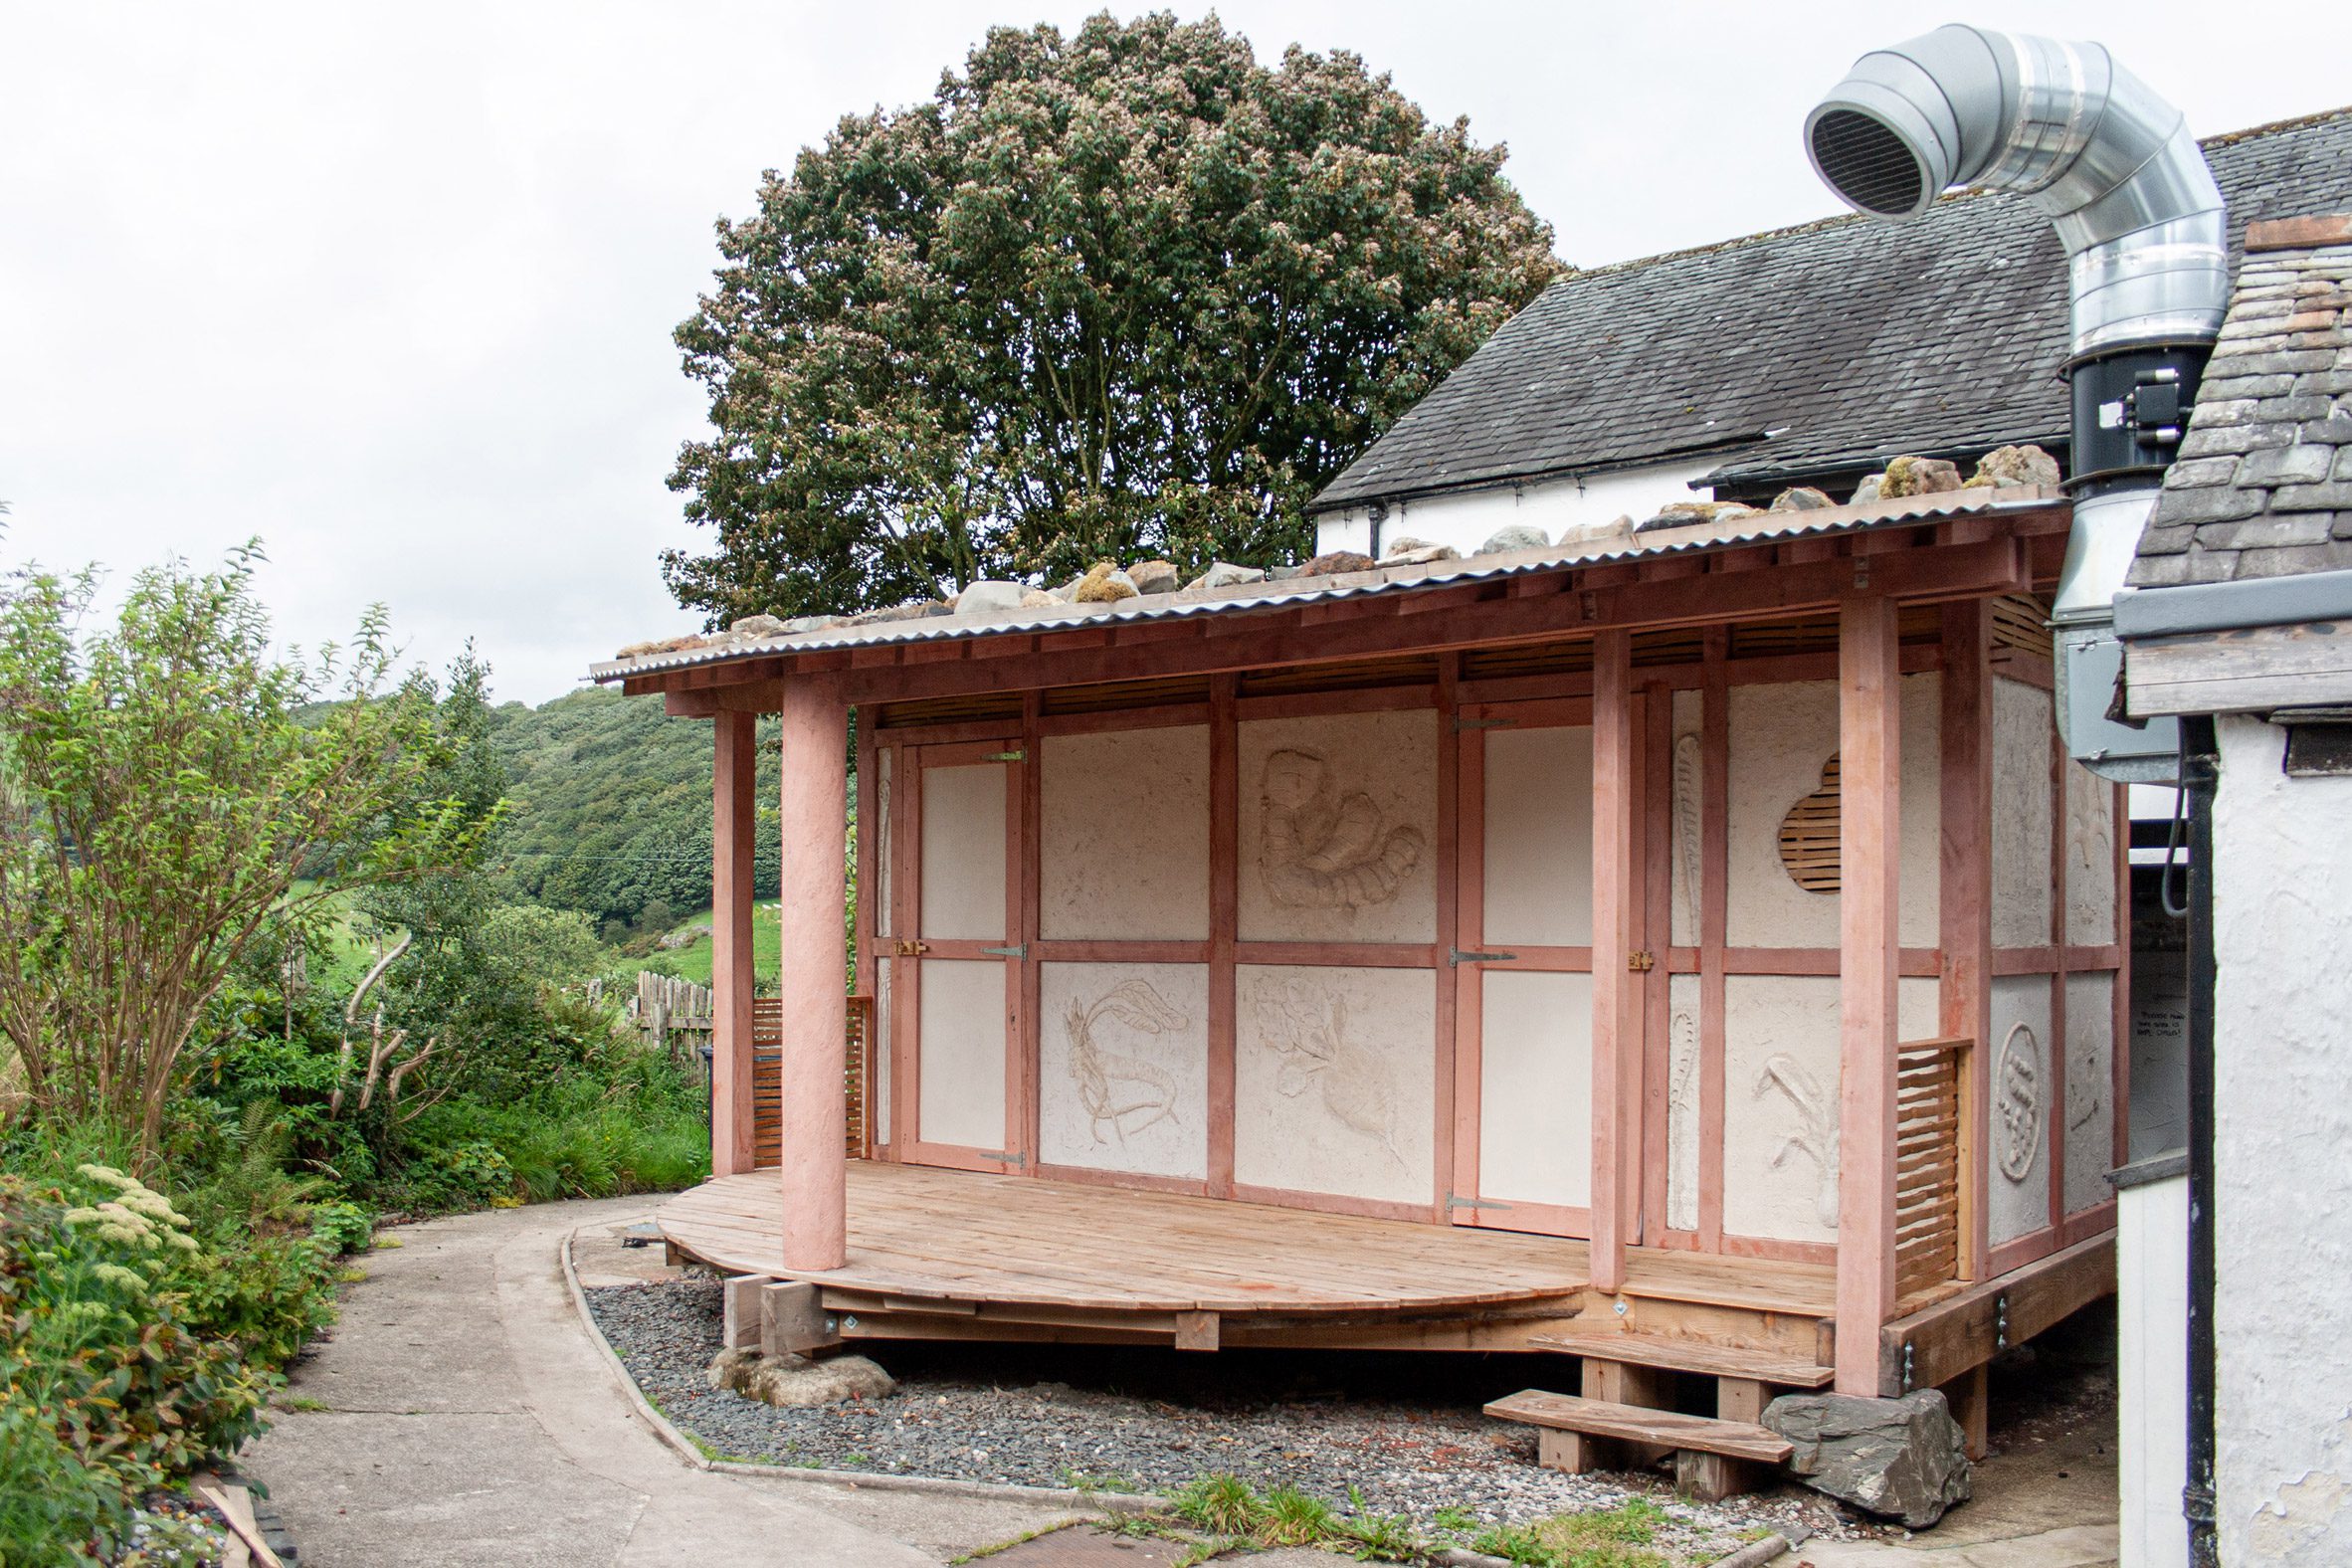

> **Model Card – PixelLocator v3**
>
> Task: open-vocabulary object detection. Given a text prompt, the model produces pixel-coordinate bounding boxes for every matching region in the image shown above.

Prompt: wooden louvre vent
[1776,755,1843,892]
[1894,1037,1970,1309]
[750,994,875,1168]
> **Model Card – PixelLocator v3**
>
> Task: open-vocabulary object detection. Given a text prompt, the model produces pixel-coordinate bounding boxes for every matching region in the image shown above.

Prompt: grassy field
[613,903,784,988]
[287,880,383,990]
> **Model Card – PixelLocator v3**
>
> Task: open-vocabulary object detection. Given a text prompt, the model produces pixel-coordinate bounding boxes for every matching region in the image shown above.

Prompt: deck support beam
[1836,594,1901,1395]
[1590,630,1638,1296]
[779,680,850,1272]
[710,709,760,1177]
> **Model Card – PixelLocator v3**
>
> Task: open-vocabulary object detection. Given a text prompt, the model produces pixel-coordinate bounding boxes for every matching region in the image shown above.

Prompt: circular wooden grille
[1777,755,1842,893]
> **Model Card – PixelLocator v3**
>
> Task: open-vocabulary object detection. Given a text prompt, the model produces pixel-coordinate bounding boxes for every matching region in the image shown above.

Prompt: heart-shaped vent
[1777,755,1841,893]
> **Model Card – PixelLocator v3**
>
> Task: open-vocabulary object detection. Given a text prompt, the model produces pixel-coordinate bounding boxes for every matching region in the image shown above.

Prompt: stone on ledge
[1125,560,1181,595]
[1879,455,1964,498]
[1964,443,2060,490]
[1770,487,1836,511]
[1073,563,1140,603]
[1476,523,1551,554]
[1381,544,1461,566]
[1184,561,1268,593]
[729,613,788,637]
[952,580,1029,616]
[1298,550,1377,577]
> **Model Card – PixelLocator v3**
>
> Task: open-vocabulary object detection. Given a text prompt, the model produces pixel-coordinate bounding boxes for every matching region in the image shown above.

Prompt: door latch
[893,939,930,957]
[1627,950,1656,972]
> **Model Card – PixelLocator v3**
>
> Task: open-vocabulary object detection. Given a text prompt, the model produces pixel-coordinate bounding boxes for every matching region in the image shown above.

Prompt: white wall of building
[2213,713,2352,1562]
[1313,461,1716,559]
[2118,1169,2191,1568]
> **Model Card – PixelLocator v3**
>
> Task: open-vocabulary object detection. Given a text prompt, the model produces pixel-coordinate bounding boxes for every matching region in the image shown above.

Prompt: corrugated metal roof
[589,487,2062,685]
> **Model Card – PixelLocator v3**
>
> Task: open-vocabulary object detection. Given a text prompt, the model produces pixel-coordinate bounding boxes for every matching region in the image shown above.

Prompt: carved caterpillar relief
[1258,748,1424,912]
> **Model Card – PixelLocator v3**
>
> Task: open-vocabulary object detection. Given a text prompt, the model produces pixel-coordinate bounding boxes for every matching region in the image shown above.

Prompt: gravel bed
[587,1274,1856,1560]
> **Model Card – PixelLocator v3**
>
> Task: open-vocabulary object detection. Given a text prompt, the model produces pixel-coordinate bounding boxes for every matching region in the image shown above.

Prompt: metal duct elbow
[1805,25,2228,360]
[1804,26,2226,781]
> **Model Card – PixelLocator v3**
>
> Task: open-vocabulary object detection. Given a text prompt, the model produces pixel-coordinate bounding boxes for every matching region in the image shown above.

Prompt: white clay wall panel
[1477,969,1593,1209]
[1721,975,1940,1245]
[916,959,1006,1150]
[1669,689,1703,948]
[1992,677,2056,949]
[920,763,1007,940]
[1040,727,1211,941]
[1039,963,1210,1180]
[2064,971,2116,1217]
[2063,759,2119,947]
[1239,711,1437,944]
[1988,973,2056,1245]
[1234,964,1436,1206]
[1482,724,1594,946]
[1666,972,1701,1232]
[876,747,893,937]
[1724,676,1941,949]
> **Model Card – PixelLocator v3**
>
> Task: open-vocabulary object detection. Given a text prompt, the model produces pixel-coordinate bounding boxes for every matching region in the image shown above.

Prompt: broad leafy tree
[666,11,1559,622]
[0,548,494,1156]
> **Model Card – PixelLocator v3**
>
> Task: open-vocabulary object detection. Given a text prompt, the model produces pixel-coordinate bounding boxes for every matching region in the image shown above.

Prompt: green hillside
[486,686,856,937]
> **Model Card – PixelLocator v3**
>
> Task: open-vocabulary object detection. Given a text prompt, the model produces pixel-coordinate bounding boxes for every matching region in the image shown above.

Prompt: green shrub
[308,1199,374,1256]
[0,1167,284,1564]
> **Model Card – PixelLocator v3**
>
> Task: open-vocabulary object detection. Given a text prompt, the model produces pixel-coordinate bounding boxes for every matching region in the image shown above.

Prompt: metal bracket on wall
[1449,948,1518,966]
[979,944,1027,958]
[1453,716,1516,731]
[1446,1195,1515,1212]
[982,749,1026,763]
[978,1150,1028,1167]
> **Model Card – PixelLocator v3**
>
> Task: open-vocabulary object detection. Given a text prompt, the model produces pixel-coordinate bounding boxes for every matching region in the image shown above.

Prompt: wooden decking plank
[1525,1331,1835,1387]
[1484,1391,1793,1464]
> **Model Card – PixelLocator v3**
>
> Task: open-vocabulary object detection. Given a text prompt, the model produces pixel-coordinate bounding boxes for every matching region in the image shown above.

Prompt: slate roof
[2129,216,2352,588]
[1312,107,2352,512]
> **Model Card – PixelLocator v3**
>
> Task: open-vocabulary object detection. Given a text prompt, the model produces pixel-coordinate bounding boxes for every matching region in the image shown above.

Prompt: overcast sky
[4,2,2346,705]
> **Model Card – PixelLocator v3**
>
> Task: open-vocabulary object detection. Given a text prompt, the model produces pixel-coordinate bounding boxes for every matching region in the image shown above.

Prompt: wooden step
[1525,1330,1834,1388]
[1484,1390,1793,1464]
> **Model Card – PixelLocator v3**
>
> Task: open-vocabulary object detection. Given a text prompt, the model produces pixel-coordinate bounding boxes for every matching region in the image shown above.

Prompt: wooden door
[893,740,1028,1173]
[1452,695,1642,1237]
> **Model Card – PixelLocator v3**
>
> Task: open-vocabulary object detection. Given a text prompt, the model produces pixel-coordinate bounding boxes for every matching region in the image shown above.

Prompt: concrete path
[243,1198,1092,1566]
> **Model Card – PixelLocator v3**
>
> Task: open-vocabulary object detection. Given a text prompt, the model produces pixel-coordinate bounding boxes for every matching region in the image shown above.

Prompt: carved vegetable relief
[1233,964,1435,1205]
[1995,1020,2044,1183]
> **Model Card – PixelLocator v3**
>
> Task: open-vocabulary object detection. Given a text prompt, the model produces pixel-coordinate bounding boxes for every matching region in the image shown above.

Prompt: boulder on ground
[1770,487,1836,511]
[729,613,788,637]
[1183,561,1268,594]
[707,1347,894,1409]
[1125,560,1181,595]
[953,580,1030,616]
[1299,550,1377,577]
[1878,455,1964,498]
[1966,444,2061,490]
[1073,563,1140,603]
[1763,1389,1972,1528]
[1476,523,1551,554]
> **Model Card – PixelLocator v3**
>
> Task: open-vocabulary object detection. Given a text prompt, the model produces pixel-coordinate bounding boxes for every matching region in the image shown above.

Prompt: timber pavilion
[593,483,2124,1456]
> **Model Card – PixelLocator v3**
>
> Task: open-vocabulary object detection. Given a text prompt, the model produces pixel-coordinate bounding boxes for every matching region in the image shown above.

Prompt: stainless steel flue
[1805,25,2224,780]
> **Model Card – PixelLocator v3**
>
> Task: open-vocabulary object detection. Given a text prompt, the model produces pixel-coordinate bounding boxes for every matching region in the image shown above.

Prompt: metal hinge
[1454,716,1516,731]
[979,944,1027,958]
[978,1150,1028,1167]
[1628,950,1656,972]
[1447,1195,1514,1212]
[982,749,1026,763]
[1449,948,1518,966]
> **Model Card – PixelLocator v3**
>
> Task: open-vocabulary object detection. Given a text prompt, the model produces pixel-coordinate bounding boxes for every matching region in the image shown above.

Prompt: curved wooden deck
[659,1161,1592,1318]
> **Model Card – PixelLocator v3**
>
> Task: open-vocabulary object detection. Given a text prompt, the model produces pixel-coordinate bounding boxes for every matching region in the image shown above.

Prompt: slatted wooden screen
[749,995,875,1169]
[1894,1036,1970,1309]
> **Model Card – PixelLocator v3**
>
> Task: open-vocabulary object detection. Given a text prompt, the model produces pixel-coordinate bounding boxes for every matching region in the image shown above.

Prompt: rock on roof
[1311,107,2352,512]
[2129,215,2352,588]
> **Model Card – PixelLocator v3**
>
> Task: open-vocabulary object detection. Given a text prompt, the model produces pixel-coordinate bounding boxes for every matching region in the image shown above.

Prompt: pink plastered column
[778,679,849,1272]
